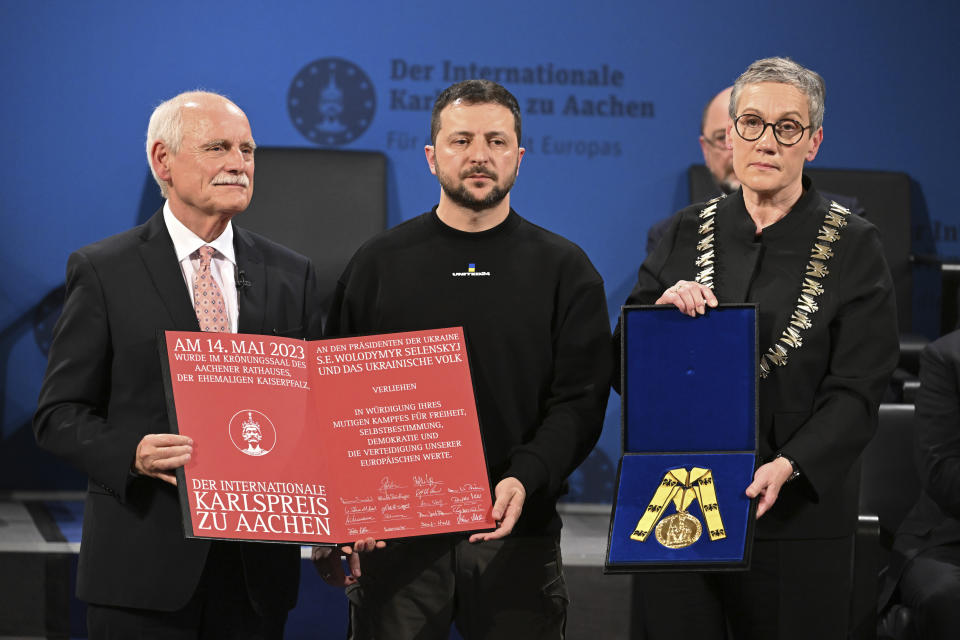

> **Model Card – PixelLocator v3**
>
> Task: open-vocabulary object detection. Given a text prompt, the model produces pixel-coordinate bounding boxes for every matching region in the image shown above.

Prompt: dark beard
[437,166,517,212]
[441,182,512,211]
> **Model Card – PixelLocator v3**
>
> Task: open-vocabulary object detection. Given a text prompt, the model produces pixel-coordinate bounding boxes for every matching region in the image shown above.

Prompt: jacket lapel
[716,196,763,302]
[137,210,200,330]
[234,225,266,334]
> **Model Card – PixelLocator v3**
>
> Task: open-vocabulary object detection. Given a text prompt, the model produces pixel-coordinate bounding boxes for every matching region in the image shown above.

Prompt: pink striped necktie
[193,245,229,332]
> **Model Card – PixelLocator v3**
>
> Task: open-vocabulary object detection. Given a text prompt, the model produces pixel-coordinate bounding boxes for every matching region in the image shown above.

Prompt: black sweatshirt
[327,208,612,535]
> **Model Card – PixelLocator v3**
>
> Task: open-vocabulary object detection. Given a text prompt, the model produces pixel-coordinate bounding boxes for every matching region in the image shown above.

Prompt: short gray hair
[145,90,234,198]
[729,57,825,131]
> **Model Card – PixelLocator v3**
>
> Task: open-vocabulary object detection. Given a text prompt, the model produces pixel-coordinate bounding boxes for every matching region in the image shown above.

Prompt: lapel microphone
[235,270,252,290]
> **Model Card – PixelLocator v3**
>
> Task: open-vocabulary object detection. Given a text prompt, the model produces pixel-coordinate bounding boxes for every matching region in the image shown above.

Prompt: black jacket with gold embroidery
[616,177,898,539]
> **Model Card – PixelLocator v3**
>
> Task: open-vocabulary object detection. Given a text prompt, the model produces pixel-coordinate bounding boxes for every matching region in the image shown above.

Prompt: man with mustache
[319,79,612,639]
[34,91,324,638]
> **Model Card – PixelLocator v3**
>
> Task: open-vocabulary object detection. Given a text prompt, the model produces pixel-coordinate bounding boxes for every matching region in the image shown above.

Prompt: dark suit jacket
[616,179,899,539]
[34,210,325,612]
[881,330,960,606]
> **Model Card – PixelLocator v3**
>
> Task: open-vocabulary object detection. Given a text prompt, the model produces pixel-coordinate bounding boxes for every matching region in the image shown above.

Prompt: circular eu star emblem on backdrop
[288,57,376,146]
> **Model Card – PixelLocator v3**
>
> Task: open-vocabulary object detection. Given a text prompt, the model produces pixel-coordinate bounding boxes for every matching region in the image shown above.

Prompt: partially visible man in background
[697,86,741,195]
[881,329,960,639]
[646,87,738,255]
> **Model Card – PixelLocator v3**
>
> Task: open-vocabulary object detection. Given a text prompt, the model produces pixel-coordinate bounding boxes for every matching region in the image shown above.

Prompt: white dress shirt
[162,202,239,333]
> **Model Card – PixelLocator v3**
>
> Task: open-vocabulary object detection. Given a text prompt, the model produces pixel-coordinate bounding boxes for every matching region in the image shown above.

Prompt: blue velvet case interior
[623,306,756,453]
[608,305,757,570]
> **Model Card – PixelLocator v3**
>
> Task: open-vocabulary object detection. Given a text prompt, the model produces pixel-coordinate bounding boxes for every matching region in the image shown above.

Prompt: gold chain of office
[693,196,852,379]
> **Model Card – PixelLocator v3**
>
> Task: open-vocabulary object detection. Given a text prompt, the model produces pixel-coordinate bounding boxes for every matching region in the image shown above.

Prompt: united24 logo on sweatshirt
[451,263,491,277]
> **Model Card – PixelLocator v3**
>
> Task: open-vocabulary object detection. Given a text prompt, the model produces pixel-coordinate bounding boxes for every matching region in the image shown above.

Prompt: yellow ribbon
[630,467,726,543]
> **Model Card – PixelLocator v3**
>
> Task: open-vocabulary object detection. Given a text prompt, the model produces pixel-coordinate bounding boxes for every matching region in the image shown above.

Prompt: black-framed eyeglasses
[701,128,727,149]
[734,114,810,146]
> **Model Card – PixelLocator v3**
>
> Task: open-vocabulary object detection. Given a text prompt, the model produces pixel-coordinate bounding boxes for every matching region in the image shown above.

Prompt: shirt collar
[162,201,236,266]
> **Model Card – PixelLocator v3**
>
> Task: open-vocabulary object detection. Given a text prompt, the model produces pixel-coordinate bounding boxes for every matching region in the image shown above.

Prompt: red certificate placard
[159,327,495,544]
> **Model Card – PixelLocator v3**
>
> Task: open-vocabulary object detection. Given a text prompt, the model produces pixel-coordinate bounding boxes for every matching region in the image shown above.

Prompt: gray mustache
[212,174,250,187]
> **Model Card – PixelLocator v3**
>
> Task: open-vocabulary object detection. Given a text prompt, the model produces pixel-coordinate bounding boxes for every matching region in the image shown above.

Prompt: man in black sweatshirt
[320,79,612,639]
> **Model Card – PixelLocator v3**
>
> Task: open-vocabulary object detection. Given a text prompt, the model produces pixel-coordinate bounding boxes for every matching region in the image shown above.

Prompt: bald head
[699,87,739,194]
[701,87,732,137]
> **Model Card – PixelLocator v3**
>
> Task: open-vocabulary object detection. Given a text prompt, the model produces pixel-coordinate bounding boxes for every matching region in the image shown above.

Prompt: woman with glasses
[617,57,898,639]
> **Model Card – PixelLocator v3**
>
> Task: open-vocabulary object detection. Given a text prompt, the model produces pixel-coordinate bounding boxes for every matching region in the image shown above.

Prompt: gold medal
[630,468,726,548]
[654,511,702,549]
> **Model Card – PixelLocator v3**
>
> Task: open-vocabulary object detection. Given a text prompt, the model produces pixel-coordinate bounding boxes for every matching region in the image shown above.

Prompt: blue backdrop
[2,0,957,498]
